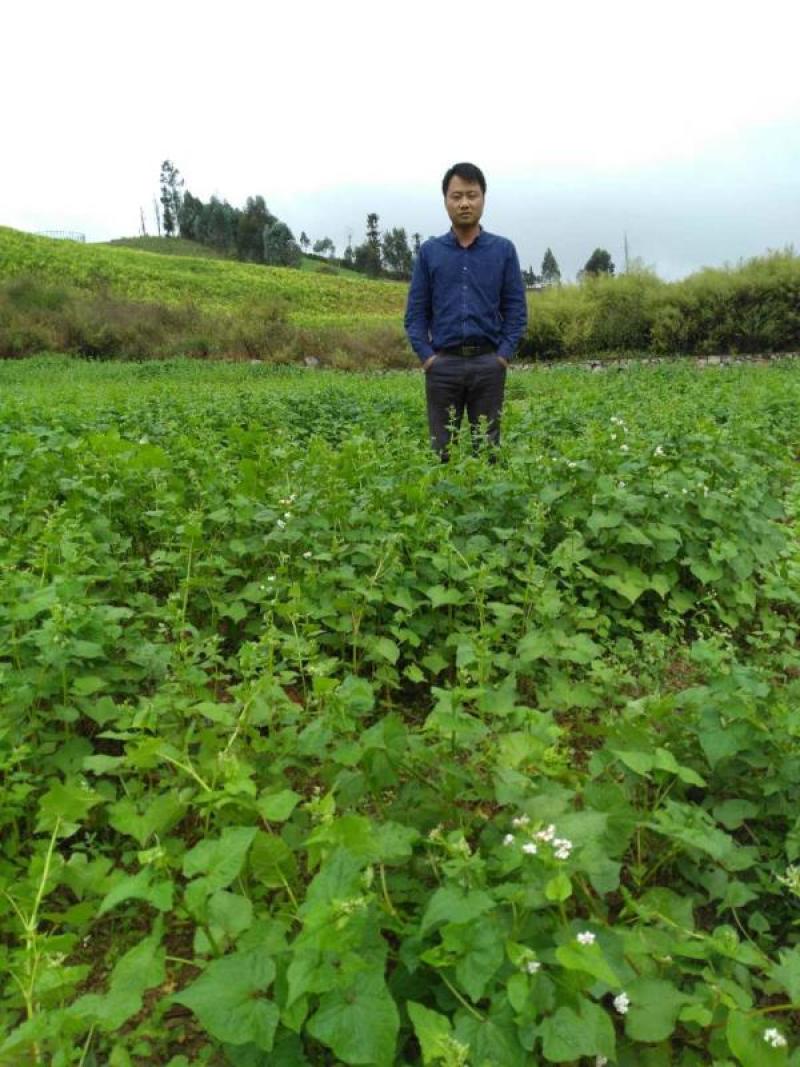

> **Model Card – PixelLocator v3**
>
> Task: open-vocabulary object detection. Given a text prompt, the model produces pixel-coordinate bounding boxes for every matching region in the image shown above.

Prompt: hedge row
[522,251,800,360]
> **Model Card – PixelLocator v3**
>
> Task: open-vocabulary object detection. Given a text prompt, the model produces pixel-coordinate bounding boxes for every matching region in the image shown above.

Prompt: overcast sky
[2,0,798,280]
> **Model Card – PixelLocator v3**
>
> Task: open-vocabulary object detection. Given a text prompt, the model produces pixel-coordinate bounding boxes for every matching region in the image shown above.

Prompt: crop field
[3,355,800,1065]
[0,229,406,328]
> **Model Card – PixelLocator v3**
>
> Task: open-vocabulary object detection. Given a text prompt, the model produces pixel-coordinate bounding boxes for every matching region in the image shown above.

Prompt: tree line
[156,161,307,267]
[155,161,617,284]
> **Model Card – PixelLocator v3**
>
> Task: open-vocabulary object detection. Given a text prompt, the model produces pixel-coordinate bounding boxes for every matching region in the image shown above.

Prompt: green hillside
[0,227,406,328]
[104,235,227,258]
[104,236,365,281]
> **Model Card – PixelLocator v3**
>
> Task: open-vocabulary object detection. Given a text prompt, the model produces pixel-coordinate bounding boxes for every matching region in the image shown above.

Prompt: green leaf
[371,820,419,863]
[517,630,556,662]
[625,977,688,1043]
[426,584,464,608]
[257,789,301,822]
[306,972,399,1065]
[539,998,616,1062]
[456,1002,529,1066]
[614,749,654,776]
[420,886,495,934]
[173,949,278,1051]
[183,826,257,891]
[72,675,106,696]
[441,914,505,1002]
[771,946,800,1004]
[555,941,620,987]
[544,872,573,903]
[373,636,399,664]
[653,747,706,786]
[108,792,184,847]
[207,890,253,940]
[36,779,102,837]
[83,754,126,774]
[72,922,164,1031]
[250,831,297,889]
[407,1001,453,1065]
[713,798,759,830]
[98,868,173,915]
[726,1009,789,1066]
[602,568,650,604]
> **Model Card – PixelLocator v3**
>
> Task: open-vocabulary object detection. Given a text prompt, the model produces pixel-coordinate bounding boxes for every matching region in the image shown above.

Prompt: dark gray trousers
[424,352,507,460]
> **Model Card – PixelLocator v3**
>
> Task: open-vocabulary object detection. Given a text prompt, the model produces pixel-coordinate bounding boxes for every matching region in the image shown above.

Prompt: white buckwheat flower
[596,1057,609,1067]
[267,575,276,582]
[522,842,538,856]
[620,444,629,453]
[303,551,312,559]
[764,1027,787,1049]
[553,838,573,860]
[525,960,541,975]
[613,992,630,1015]
[511,814,530,829]
[276,519,286,529]
[535,824,556,843]
[654,445,664,457]
[502,833,514,846]
[576,931,596,946]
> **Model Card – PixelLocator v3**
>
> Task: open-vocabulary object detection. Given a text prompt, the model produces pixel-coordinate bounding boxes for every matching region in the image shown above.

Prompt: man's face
[444,175,485,229]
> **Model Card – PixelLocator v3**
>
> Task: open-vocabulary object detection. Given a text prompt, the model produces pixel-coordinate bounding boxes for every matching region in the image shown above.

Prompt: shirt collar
[445,225,483,249]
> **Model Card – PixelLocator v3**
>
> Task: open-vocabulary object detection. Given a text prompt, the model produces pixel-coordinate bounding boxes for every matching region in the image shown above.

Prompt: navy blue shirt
[404,228,528,362]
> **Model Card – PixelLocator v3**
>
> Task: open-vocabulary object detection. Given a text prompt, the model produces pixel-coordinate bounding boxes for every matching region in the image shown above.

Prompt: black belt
[439,342,495,357]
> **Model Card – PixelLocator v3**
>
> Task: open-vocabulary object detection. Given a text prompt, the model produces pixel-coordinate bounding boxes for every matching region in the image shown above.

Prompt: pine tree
[541,248,561,285]
[353,213,382,277]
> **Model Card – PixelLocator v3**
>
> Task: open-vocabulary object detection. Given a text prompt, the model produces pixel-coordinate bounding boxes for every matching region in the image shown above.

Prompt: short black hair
[442,162,486,197]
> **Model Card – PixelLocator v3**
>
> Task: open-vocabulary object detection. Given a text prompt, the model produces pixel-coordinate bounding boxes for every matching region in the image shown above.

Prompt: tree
[313,237,335,258]
[205,196,238,254]
[342,242,355,270]
[541,248,561,285]
[178,190,203,241]
[263,221,302,267]
[237,196,275,262]
[382,227,413,278]
[159,160,184,238]
[522,265,540,287]
[412,233,422,257]
[582,248,615,277]
[299,231,310,253]
[353,213,382,277]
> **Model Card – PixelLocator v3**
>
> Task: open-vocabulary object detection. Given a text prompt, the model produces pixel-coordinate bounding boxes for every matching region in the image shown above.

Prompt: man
[404,162,527,460]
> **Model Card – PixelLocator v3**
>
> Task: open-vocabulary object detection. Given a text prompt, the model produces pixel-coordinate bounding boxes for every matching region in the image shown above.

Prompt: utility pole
[153,196,162,238]
[139,206,148,237]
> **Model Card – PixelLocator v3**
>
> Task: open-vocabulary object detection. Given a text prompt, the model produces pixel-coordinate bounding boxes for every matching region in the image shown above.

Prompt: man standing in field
[404,162,527,460]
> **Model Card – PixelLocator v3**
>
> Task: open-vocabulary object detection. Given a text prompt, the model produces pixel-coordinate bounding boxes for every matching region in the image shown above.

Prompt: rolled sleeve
[404,249,436,362]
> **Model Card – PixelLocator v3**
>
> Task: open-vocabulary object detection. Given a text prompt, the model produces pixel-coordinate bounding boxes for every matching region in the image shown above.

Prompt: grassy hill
[0,227,406,328]
[104,236,366,282]
[103,235,227,258]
